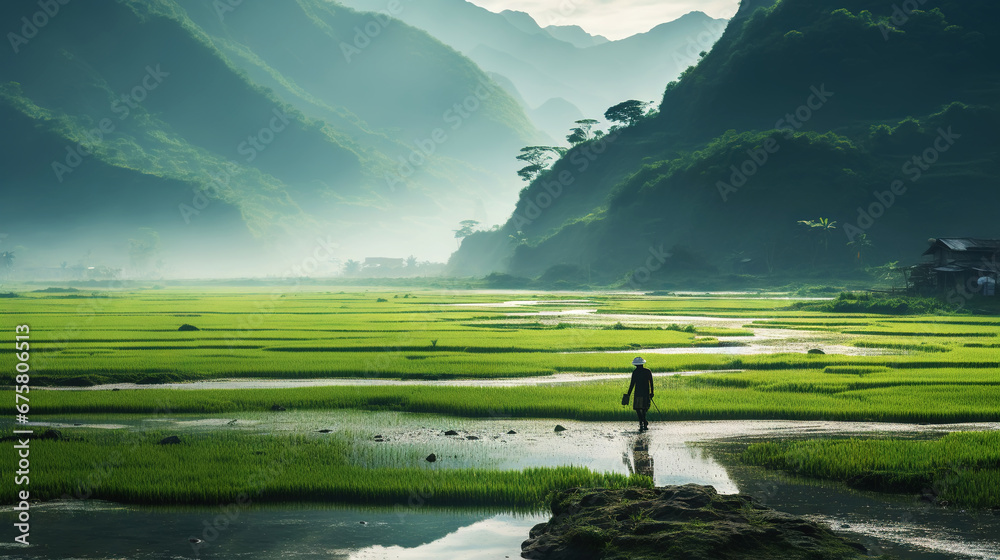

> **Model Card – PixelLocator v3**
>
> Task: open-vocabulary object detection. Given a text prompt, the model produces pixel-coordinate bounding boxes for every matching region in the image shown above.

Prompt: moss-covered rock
[521,484,868,560]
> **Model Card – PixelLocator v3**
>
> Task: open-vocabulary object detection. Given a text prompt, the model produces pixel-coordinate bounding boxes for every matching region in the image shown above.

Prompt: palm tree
[797,218,838,252]
[342,259,361,276]
[846,233,873,266]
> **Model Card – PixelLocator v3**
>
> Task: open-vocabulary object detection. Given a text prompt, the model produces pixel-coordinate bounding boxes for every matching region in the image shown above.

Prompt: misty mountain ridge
[497,10,609,47]
[336,0,728,139]
[0,0,544,278]
[450,0,1000,288]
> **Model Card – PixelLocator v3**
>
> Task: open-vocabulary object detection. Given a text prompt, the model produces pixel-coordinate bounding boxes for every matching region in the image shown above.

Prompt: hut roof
[923,238,1000,255]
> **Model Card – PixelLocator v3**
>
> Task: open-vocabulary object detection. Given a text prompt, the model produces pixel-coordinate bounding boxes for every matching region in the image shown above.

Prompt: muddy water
[12,412,1000,559]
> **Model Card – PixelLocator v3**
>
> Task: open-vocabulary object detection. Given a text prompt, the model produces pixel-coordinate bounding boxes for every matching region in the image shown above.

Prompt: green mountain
[0,0,541,276]
[450,0,1000,288]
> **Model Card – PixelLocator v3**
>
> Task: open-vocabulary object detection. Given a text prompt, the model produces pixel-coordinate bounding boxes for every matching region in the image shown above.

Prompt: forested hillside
[451,0,1000,288]
[0,0,541,276]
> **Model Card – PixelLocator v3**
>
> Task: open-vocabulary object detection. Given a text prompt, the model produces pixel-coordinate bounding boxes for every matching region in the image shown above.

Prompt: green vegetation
[29,369,1000,423]
[0,0,542,273]
[0,290,776,386]
[0,430,647,507]
[7,289,1000,387]
[742,432,1000,509]
[8,288,1000,510]
[790,292,944,315]
[450,0,1000,285]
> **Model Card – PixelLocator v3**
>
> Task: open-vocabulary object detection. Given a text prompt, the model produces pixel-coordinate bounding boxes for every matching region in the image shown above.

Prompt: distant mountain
[498,9,547,35]
[0,0,543,276]
[337,0,727,139]
[543,24,610,48]
[497,10,609,47]
[450,0,1000,287]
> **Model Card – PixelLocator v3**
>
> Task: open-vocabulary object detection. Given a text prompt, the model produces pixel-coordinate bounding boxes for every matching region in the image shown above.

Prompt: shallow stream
[6,412,1000,559]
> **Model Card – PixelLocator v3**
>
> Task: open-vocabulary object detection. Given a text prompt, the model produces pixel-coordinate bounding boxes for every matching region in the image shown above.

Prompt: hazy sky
[468,0,742,40]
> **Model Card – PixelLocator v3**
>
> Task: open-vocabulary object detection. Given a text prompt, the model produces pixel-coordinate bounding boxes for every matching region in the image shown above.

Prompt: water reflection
[0,501,535,560]
[623,433,654,479]
[349,514,544,560]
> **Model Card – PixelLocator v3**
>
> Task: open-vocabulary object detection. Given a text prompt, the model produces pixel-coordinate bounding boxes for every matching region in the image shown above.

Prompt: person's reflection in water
[622,433,654,479]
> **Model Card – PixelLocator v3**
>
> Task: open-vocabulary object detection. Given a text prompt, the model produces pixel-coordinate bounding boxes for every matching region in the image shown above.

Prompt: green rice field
[2,287,999,509]
[742,432,1000,509]
[2,430,646,507]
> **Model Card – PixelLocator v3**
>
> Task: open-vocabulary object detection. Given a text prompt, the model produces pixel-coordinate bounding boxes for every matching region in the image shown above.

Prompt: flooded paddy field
[3,289,999,558]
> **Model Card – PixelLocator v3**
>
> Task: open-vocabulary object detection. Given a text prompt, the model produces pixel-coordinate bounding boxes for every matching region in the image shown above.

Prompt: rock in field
[444,430,460,436]
[158,435,182,445]
[554,425,567,432]
[178,324,200,331]
[807,348,826,354]
[521,485,867,560]
[426,453,437,463]
[0,429,63,442]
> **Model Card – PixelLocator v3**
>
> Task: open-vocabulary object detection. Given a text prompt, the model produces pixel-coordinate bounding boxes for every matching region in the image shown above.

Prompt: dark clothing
[626,365,655,430]
[632,395,650,411]
[627,366,653,398]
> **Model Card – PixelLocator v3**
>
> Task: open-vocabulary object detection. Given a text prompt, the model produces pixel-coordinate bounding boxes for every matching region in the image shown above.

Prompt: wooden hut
[907,238,1000,295]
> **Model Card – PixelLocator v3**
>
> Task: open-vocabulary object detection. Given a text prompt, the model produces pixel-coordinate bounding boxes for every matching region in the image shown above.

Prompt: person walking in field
[624,357,654,431]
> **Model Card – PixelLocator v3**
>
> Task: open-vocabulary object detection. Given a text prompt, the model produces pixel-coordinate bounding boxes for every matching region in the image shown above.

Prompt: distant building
[363,257,405,269]
[907,238,1000,295]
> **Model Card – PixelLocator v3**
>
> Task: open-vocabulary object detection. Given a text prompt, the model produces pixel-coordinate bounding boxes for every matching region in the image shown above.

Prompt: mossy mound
[521,484,868,560]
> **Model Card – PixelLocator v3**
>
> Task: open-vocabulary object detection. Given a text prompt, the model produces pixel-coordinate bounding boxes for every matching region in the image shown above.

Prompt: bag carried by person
[621,393,630,406]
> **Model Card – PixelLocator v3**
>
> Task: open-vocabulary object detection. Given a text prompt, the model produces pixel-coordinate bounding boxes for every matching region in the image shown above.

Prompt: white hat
[632,357,646,365]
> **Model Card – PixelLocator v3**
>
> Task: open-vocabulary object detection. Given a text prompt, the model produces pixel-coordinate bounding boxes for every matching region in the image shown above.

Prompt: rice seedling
[741,431,1000,508]
[0,430,649,508]
[6,287,1000,512]
[27,370,1000,423]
